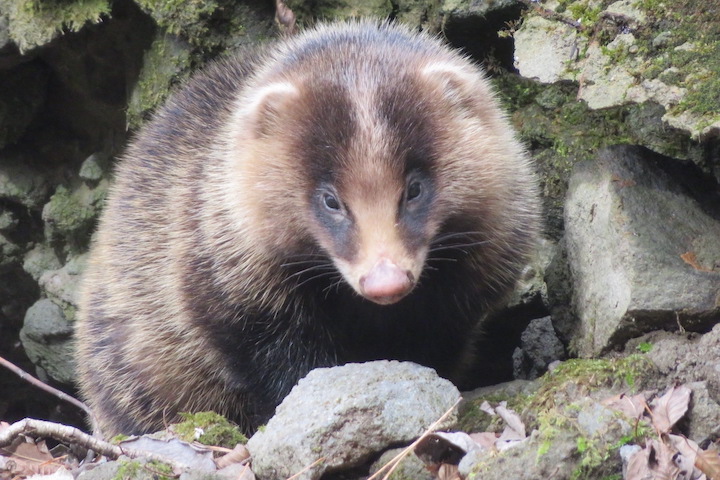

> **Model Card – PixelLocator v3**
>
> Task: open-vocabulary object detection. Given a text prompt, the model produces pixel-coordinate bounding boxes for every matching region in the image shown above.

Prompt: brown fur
[75,21,541,436]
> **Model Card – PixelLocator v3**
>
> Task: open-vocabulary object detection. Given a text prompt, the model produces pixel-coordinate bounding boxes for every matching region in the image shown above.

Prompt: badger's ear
[420,62,492,113]
[239,81,300,138]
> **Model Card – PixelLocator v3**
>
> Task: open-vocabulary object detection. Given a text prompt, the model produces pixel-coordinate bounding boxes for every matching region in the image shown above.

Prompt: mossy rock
[0,0,111,52]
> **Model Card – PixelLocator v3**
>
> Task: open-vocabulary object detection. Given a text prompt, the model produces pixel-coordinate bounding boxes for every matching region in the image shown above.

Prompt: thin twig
[0,419,195,469]
[367,397,462,480]
[0,355,94,422]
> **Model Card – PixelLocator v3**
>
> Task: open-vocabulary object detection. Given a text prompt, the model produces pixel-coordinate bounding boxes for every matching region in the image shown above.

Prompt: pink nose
[359,259,414,305]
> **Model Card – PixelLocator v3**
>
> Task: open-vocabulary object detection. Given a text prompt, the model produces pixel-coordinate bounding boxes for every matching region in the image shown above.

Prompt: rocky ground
[0,0,718,479]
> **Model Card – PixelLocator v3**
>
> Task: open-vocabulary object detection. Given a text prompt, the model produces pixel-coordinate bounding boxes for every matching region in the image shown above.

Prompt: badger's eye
[406,181,422,202]
[323,193,341,211]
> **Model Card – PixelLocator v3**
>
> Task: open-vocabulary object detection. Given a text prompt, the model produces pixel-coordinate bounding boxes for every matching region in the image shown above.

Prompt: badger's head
[225,24,536,307]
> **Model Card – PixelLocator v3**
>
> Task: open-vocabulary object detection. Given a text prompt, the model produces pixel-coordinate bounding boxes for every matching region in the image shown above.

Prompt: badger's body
[75,21,541,436]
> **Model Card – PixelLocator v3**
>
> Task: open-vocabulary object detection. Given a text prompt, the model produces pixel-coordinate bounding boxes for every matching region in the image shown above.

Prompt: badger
[75,20,541,436]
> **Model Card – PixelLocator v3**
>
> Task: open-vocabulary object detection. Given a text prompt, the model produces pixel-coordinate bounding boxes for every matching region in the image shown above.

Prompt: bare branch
[0,355,94,423]
[0,419,196,469]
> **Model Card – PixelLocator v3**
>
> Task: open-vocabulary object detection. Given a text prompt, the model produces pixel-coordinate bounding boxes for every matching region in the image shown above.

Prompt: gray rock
[247,361,460,480]
[0,208,18,232]
[605,0,647,24]
[512,2,720,137]
[79,152,108,183]
[0,151,52,209]
[684,381,720,443]
[0,15,9,50]
[441,0,520,17]
[19,298,75,384]
[118,437,216,471]
[0,231,21,269]
[462,378,539,404]
[38,253,87,318]
[652,31,674,49]
[513,15,581,84]
[460,429,577,479]
[23,243,62,282]
[630,324,720,432]
[42,180,108,254]
[459,398,631,479]
[620,444,642,478]
[565,145,720,356]
[507,238,556,311]
[512,316,566,380]
[371,448,435,480]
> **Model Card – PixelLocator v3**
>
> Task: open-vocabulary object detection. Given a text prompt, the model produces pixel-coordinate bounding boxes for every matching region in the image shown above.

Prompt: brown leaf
[479,401,495,416]
[603,392,648,420]
[215,443,250,469]
[696,446,720,480]
[655,438,682,480]
[468,432,499,451]
[496,403,526,441]
[625,443,653,480]
[0,439,65,478]
[668,434,704,479]
[437,463,461,480]
[626,439,682,480]
[650,385,692,434]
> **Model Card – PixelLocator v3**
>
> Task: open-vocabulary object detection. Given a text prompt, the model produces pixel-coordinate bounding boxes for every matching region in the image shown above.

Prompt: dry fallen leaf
[625,442,653,480]
[437,463,461,480]
[669,434,705,480]
[496,403,526,441]
[696,446,720,480]
[0,438,64,478]
[215,443,250,469]
[468,432,499,451]
[602,392,648,420]
[650,385,692,434]
[479,401,495,416]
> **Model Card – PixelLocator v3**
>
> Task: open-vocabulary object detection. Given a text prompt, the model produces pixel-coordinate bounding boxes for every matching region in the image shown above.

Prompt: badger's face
[309,167,436,305]
[233,50,494,305]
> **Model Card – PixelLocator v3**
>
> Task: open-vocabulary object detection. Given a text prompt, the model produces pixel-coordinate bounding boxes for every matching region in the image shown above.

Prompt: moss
[110,433,131,444]
[526,356,655,479]
[285,0,394,24]
[145,460,174,480]
[527,0,720,136]
[457,390,530,433]
[112,459,174,480]
[539,355,652,395]
[113,459,142,480]
[43,180,108,238]
[135,0,218,40]
[1,0,111,51]
[126,33,192,129]
[634,0,720,122]
[172,411,247,448]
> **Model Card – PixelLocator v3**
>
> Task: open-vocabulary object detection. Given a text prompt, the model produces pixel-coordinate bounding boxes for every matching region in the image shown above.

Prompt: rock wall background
[0,0,718,438]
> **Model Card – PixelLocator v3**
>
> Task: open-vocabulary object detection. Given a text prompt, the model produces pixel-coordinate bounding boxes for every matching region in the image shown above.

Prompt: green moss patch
[2,0,111,51]
[171,411,247,448]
